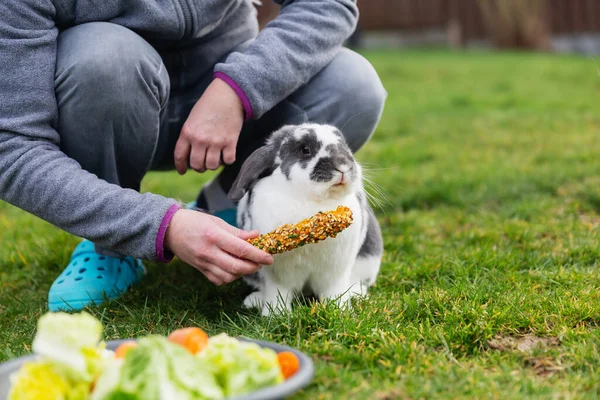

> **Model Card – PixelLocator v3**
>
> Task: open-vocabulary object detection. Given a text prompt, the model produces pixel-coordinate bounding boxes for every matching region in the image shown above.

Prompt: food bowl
[0,338,314,400]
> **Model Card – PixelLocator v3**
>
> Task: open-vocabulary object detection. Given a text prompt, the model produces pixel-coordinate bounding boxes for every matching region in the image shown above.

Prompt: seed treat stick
[247,206,353,255]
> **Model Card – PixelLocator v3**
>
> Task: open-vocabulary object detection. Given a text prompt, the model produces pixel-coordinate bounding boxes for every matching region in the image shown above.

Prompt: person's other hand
[164,209,274,285]
[174,78,244,174]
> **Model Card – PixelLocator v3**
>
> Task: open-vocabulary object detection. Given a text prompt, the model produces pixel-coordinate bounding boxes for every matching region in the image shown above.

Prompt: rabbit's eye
[300,145,311,155]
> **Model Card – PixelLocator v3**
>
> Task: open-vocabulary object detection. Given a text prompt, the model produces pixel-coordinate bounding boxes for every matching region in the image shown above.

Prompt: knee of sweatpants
[55,22,170,145]
[55,22,169,107]
[54,22,169,186]
[318,48,387,152]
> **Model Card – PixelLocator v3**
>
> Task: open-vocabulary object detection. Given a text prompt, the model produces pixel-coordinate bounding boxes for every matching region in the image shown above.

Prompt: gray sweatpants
[55,22,386,214]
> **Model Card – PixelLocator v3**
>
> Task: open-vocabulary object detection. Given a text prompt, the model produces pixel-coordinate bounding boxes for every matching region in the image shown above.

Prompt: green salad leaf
[31,312,106,382]
[197,333,284,397]
[91,336,224,400]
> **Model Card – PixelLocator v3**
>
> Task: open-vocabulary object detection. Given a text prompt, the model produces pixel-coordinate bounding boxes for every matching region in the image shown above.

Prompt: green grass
[2,49,600,399]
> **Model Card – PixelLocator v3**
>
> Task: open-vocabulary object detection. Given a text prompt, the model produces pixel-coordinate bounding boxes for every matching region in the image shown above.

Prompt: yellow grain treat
[247,206,353,255]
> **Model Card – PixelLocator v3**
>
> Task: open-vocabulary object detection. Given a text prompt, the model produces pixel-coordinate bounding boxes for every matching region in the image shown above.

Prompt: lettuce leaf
[197,334,283,397]
[32,312,105,382]
[92,336,223,400]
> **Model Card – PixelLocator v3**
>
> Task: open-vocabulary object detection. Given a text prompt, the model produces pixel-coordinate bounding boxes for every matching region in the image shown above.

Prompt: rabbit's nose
[335,164,351,174]
[334,166,350,185]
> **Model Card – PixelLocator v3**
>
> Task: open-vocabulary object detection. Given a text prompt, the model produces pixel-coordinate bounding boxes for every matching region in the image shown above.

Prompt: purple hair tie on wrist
[156,204,181,263]
[214,72,254,121]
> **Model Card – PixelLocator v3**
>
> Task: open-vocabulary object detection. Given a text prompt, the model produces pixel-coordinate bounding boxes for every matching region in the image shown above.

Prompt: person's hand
[164,209,274,285]
[174,78,244,174]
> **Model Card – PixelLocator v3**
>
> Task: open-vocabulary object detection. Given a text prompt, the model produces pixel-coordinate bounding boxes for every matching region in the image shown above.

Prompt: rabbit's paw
[261,302,292,316]
[261,286,294,316]
[243,291,263,309]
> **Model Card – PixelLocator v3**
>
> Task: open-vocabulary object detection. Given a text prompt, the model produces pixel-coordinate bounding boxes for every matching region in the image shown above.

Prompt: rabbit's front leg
[310,267,355,310]
[261,275,295,316]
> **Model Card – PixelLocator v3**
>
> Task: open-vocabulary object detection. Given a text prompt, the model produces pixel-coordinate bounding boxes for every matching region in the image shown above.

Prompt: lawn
[2,49,600,399]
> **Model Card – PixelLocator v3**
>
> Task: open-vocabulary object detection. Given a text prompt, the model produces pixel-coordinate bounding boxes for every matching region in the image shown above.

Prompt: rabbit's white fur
[233,124,382,315]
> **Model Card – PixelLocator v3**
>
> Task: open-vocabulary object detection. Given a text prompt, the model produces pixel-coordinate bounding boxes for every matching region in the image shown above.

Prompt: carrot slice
[168,327,209,354]
[114,341,138,359]
[277,351,300,379]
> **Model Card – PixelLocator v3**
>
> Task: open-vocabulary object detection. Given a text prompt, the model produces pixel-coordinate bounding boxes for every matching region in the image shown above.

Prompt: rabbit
[228,123,383,316]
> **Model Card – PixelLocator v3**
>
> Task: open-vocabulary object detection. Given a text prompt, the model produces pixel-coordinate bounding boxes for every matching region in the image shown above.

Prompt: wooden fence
[257,0,600,43]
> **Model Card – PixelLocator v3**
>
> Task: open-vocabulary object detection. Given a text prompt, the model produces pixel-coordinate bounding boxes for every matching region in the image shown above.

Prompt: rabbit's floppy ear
[228,145,275,201]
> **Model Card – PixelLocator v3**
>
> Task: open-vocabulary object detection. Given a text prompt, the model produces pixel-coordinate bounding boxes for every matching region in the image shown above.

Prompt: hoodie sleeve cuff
[155,203,182,263]
[214,71,254,121]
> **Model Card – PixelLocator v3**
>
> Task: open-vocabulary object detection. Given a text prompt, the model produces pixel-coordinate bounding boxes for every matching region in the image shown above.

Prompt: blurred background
[257,0,600,55]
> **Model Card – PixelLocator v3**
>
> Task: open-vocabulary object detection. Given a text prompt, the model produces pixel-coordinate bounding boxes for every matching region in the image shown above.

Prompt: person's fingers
[173,138,191,175]
[236,229,260,240]
[201,269,224,286]
[222,144,236,165]
[218,230,274,265]
[192,254,236,285]
[205,147,222,171]
[211,249,261,276]
[214,219,260,240]
[190,146,207,173]
[194,256,238,285]
[205,262,240,285]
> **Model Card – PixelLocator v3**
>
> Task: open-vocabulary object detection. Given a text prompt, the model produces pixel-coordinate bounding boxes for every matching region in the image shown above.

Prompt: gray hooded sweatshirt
[0,0,358,261]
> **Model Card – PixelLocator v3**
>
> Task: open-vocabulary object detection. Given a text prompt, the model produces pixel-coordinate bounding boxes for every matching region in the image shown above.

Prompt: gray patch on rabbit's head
[331,127,344,139]
[275,126,323,179]
[267,125,296,150]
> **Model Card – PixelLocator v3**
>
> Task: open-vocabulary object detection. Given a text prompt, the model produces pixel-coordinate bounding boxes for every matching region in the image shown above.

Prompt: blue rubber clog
[48,240,146,312]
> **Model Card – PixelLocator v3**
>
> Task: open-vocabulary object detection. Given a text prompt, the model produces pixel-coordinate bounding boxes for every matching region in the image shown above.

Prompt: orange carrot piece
[168,327,209,354]
[114,341,138,359]
[277,351,300,379]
